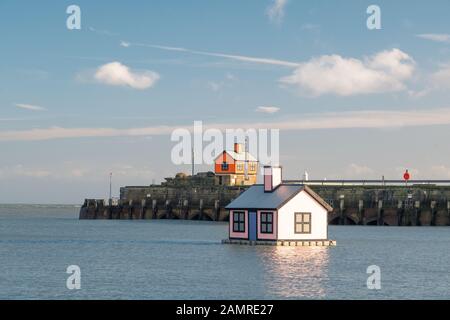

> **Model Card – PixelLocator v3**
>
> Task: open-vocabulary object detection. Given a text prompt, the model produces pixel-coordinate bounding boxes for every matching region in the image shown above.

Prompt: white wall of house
[277,190,328,240]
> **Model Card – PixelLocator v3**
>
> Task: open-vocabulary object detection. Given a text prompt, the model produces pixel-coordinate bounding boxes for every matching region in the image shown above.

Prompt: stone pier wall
[79,184,450,226]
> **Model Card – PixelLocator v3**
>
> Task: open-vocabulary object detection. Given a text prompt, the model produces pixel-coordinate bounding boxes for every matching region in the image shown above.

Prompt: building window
[221,162,229,171]
[260,212,273,234]
[295,212,311,234]
[233,211,245,232]
[237,163,243,171]
[250,162,256,171]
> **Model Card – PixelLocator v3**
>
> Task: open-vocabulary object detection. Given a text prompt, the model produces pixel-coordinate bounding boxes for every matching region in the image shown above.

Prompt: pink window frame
[257,210,277,240]
[229,210,248,239]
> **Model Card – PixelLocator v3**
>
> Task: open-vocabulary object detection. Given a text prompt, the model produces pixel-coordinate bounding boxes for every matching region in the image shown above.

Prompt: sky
[1,0,450,203]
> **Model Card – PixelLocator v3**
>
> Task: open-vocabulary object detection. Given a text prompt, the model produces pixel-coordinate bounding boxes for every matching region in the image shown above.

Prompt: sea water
[0,204,449,299]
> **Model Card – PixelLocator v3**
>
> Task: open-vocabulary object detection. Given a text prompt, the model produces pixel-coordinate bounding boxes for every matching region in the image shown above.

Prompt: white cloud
[6,165,51,178]
[0,126,175,141]
[207,81,223,92]
[94,62,160,90]
[88,26,119,37]
[416,33,450,43]
[17,68,49,80]
[256,106,280,114]
[368,49,415,79]
[225,73,236,80]
[0,163,154,181]
[119,42,422,98]
[15,103,47,111]
[120,41,130,47]
[3,108,450,141]
[430,66,450,89]
[301,23,320,32]
[325,163,376,180]
[124,42,300,68]
[207,73,237,92]
[409,64,450,97]
[429,165,450,178]
[0,118,29,121]
[345,164,375,178]
[408,89,431,99]
[280,49,415,96]
[70,168,87,178]
[266,0,288,24]
[110,164,154,179]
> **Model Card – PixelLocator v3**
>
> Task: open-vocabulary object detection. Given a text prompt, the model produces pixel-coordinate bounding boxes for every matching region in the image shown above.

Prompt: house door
[249,211,257,241]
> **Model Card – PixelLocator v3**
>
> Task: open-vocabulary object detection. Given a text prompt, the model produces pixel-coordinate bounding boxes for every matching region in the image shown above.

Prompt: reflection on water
[259,247,330,299]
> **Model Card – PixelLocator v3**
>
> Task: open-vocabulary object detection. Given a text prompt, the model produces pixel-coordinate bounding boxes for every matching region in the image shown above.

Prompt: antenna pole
[245,136,248,180]
[191,147,195,176]
[109,172,112,201]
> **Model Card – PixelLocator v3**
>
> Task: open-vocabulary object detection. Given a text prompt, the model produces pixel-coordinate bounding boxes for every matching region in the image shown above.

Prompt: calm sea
[0,204,449,300]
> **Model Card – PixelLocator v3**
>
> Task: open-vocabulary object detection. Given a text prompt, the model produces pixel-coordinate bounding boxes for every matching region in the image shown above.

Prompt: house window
[237,163,243,171]
[295,212,311,234]
[250,162,256,171]
[260,212,273,234]
[233,211,245,232]
[221,162,229,171]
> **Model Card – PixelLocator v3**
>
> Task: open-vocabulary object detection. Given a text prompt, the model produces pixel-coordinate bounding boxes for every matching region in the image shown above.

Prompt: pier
[79,173,450,226]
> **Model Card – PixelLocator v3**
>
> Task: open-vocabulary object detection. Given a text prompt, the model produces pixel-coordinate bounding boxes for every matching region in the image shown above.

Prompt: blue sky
[1,0,450,203]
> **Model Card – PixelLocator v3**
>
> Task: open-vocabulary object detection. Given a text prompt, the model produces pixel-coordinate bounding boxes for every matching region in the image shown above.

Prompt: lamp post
[403,169,410,187]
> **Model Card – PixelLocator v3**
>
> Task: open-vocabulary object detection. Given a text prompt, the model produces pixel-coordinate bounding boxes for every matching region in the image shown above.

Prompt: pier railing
[284,180,450,186]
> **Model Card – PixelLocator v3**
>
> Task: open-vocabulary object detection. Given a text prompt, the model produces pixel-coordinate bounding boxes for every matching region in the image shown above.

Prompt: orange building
[214,143,258,186]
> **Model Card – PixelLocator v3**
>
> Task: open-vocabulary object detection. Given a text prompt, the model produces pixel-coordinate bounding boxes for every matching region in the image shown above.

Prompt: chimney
[234,143,243,154]
[264,166,282,192]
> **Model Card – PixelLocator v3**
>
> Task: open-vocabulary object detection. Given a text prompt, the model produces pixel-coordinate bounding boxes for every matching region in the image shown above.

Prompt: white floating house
[224,166,335,246]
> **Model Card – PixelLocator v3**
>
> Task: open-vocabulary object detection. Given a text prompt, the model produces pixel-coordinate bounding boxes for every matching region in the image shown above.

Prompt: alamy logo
[66,5,81,30]
[366,5,381,30]
[66,265,81,290]
[366,265,381,290]
[170,121,280,168]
